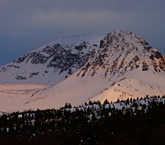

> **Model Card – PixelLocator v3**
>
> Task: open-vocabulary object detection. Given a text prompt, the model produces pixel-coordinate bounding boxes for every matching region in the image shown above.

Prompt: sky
[0,0,165,66]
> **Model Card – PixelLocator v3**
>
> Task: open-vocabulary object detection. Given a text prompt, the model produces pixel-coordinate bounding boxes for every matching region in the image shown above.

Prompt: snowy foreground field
[0,96,165,145]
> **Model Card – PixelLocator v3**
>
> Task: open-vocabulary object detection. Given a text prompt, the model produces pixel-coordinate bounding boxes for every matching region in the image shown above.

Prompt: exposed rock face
[78,30,165,78]
[0,35,101,85]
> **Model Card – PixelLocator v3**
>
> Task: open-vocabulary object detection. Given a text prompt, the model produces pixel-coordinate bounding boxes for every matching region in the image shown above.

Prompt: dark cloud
[0,0,165,65]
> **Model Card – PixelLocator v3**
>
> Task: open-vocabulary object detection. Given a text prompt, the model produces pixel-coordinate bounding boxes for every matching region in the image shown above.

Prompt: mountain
[0,34,104,85]
[0,30,165,113]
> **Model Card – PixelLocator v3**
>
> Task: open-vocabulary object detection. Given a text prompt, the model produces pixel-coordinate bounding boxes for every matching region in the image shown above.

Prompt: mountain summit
[79,30,165,79]
[0,30,165,112]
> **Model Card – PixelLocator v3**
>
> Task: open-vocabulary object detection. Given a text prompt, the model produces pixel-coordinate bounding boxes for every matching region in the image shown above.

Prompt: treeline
[0,96,165,145]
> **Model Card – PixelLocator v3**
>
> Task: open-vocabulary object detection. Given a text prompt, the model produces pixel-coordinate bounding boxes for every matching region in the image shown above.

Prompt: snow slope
[0,84,49,113]
[91,76,165,103]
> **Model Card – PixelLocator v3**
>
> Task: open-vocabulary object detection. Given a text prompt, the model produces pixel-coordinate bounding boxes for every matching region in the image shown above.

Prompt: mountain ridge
[0,30,165,112]
[0,34,104,85]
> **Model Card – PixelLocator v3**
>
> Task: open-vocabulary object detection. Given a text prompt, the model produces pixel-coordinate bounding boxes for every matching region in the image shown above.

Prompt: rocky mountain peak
[100,30,152,51]
[0,31,164,85]
[78,31,165,78]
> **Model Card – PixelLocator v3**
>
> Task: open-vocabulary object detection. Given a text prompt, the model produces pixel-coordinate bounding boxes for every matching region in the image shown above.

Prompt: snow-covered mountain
[0,30,165,113]
[0,34,104,85]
